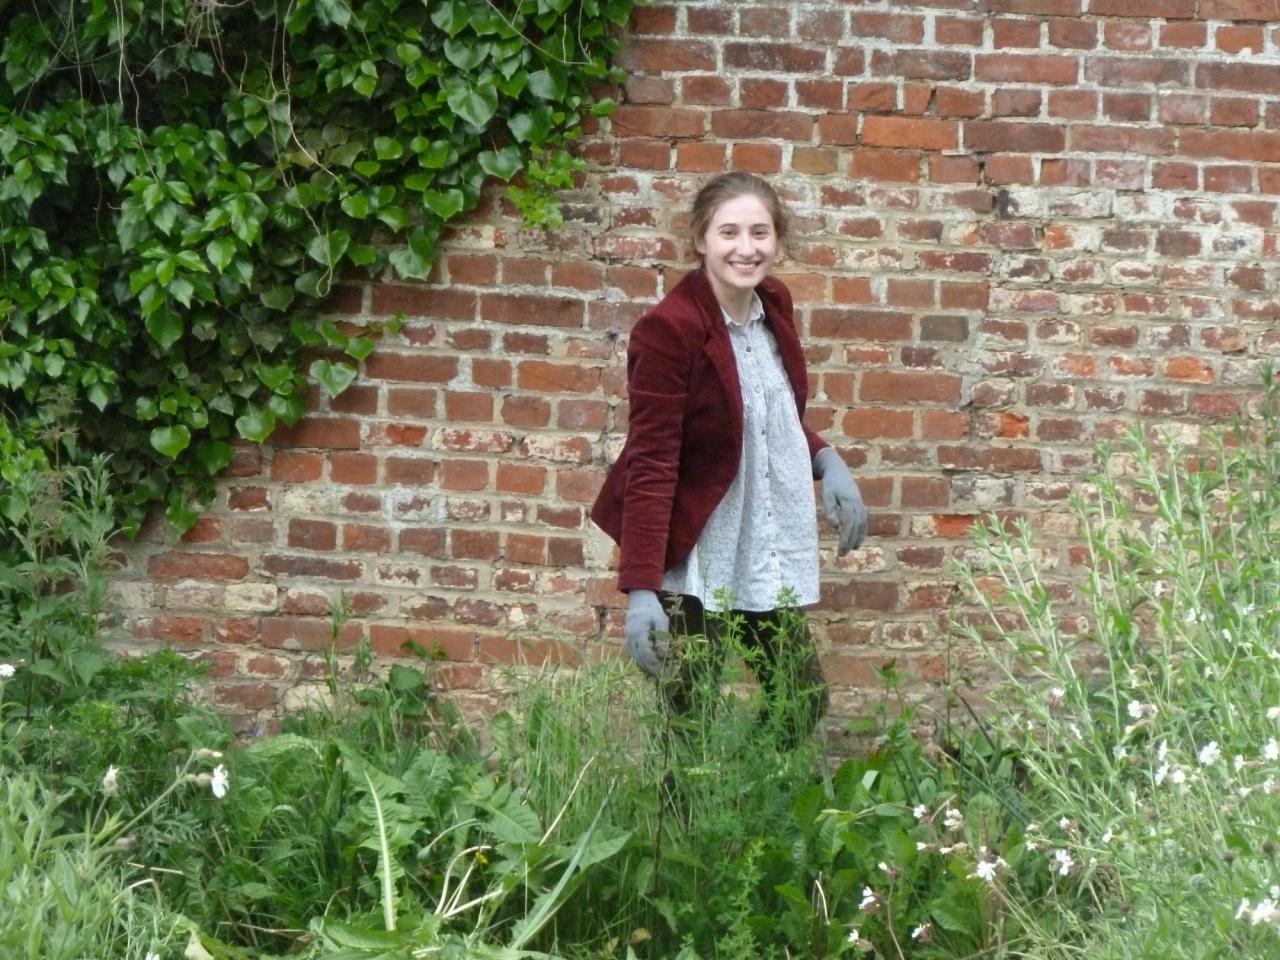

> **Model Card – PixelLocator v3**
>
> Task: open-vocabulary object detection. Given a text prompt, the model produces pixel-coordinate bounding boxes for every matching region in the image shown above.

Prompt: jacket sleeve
[617,311,692,592]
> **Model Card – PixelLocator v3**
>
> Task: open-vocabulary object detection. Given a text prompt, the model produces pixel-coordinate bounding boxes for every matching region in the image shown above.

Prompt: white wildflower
[1251,900,1280,926]
[1047,686,1066,707]
[859,886,877,911]
[1100,828,1113,844]
[1171,767,1187,786]
[847,928,861,945]
[911,923,932,943]
[916,841,929,851]
[1058,817,1073,831]
[1127,700,1143,720]
[1238,899,1251,920]
[944,807,964,831]
[1053,848,1075,876]
[1235,754,1247,772]
[1267,706,1280,721]
[0,663,14,679]
[1157,740,1169,761]
[1198,741,1222,766]
[102,766,119,797]
[970,848,1007,884]
[1155,762,1170,785]
[913,803,928,821]
[210,764,230,799]
[1068,721,1082,740]
[939,842,968,855]
[1265,739,1279,762]
[1266,776,1278,794]
[146,953,160,960]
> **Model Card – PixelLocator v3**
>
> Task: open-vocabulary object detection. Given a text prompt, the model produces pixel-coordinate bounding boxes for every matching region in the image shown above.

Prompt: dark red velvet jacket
[590,268,828,592]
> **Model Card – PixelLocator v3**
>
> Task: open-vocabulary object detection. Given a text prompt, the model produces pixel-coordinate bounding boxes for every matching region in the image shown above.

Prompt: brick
[975,54,1079,85]
[993,18,1043,48]
[861,371,962,404]
[1200,0,1280,18]
[993,89,1042,118]
[965,122,1065,153]
[1197,63,1280,95]
[480,293,584,328]
[271,417,361,450]
[936,16,984,45]
[440,459,489,491]
[149,552,249,580]
[880,50,972,81]
[731,142,783,174]
[288,519,336,551]
[1049,18,1097,49]
[723,42,826,73]
[261,554,363,580]
[841,408,915,439]
[854,12,926,42]
[1090,0,1195,15]
[850,149,920,182]
[618,39,716,72]
[1085,57,1189,87]
[710,110,813,141]
[384,456,435,484]
[862,117,959,151]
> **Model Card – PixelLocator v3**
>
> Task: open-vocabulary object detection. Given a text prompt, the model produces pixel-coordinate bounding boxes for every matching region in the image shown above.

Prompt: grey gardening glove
[624,589,670,677]
[814,447,868,556]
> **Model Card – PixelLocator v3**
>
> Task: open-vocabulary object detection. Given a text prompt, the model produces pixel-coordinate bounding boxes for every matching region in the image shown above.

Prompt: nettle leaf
[310,358,357,397]
[150,424,192,459]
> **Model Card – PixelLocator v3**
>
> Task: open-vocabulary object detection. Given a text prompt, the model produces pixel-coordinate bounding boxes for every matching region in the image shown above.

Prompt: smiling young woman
[591,172,868,749]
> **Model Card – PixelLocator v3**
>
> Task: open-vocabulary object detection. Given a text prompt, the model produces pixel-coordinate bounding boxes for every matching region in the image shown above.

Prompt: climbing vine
[0,0,635,541]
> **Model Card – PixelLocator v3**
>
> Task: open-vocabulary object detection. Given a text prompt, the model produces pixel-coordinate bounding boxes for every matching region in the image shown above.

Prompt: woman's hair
[689,172,790,253]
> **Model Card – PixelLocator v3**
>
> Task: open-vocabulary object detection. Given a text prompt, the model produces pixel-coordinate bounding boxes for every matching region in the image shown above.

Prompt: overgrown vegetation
[3,372,1279,956]
[0,0,633,544]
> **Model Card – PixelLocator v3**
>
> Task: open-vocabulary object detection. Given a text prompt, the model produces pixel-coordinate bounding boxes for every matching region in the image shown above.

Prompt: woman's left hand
[813,447,868,556]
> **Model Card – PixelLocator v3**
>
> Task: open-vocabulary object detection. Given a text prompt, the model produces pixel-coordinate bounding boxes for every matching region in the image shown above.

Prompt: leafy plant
[950,368,1280,958]
[0,0,635,539]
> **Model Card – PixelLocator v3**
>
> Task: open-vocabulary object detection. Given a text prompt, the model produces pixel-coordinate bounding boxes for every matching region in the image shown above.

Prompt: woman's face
[695,193,778,304]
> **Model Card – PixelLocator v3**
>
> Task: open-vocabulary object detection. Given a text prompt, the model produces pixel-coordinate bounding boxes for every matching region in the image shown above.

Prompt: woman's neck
[706,274,755,325]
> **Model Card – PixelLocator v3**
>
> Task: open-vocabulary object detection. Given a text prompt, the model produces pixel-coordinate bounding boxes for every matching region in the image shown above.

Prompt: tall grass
[951,370,1280,958]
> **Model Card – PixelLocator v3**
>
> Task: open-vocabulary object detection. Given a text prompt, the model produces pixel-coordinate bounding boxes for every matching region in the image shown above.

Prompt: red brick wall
[113,0,1280,736]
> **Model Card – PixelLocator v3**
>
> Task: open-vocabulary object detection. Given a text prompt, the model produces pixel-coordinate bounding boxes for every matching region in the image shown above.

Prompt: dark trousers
[656,593,829,751]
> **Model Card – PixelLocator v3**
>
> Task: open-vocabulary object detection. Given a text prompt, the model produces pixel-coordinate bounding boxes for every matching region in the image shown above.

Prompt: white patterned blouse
[660,293,819,613]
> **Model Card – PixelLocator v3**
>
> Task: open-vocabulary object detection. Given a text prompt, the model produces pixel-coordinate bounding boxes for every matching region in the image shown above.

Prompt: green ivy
[0,0,635,540]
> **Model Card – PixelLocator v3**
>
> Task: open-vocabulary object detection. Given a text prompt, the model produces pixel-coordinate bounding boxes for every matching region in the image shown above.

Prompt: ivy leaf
[169,276,195,307]
[195,440,234,475]
[345,335,375,361]
[145,310,184,350]
[207,237,236,272]
[479,146,521,180]
[254,361,294,391]
[260,286,295,311]
[310,358,358,397]
[235,406,276,442]
[527,67,567,100]
[508,108,553,145]
[447,84,498,129]
[373,137,403,161]
[150,424,192,459]
[422,189,465,220]
[430,0,470,36]
[341,194,370,218]
[86,381,111,411]
[443,38,487,71]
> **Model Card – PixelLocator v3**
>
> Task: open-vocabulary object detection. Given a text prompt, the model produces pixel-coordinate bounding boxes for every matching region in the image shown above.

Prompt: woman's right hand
[624,589,670,677]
